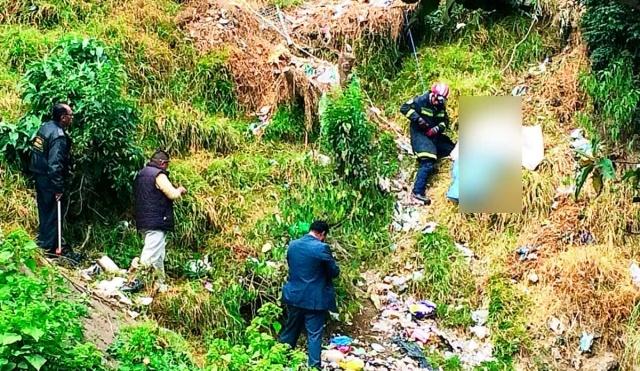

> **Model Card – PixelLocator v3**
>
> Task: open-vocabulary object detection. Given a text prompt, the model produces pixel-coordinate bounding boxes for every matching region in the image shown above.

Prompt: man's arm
[320,244,340,279]
[155,173,184,200]
[400,97,423,124]
[47,137,69,194]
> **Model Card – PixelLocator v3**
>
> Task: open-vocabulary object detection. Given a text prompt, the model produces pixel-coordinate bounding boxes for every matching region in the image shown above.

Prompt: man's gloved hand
[417,117,428,127]
[426,123,446,137]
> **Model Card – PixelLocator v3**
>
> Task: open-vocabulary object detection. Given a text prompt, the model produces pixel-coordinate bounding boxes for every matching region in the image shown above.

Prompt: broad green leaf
[575,164,594,200]
[598,158,616,180]
[24,354,46,371]
[0,251,12,263]
[0,333,22,345]
[272,322,282,334]
[22,327,44,342]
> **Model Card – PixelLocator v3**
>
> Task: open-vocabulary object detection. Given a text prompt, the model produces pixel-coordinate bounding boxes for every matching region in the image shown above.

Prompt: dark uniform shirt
[29,120,71,193]
[400,93,454,159]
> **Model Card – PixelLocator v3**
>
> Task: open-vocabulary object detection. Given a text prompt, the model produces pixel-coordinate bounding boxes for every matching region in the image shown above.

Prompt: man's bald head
[52,103,73,128]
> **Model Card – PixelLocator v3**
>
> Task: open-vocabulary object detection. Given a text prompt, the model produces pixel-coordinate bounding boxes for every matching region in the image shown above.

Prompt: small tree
[320,77,375,189]
[17,36,143,212]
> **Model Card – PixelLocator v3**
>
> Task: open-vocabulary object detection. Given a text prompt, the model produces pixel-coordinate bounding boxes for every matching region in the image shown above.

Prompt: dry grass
[530,245,640,350]
[0,164,36,234]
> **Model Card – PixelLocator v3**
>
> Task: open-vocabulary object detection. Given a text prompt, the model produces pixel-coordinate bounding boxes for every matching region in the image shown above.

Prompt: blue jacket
[282,234,340,311]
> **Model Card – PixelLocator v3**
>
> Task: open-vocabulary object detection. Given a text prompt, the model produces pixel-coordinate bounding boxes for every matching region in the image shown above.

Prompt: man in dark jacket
[123,150,186,292]
[400,82,456,205]
[29,103,74,257]
[278,220,340,370]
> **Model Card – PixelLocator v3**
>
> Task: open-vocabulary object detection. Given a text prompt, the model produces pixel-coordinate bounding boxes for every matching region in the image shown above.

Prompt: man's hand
[55,193,63,201]
[426,126,440,137]
[177,186,187,195]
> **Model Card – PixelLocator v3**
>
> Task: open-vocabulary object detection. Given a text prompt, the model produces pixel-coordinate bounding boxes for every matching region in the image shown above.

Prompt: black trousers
[35,176,62,251]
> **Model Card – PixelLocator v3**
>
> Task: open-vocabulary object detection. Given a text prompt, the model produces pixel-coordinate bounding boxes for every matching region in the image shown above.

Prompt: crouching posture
[278,220,340,370]
[400,82,456,205]
[122,150,186,292]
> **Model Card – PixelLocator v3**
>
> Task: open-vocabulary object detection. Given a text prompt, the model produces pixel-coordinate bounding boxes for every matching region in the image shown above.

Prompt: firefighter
[400,82,456,205]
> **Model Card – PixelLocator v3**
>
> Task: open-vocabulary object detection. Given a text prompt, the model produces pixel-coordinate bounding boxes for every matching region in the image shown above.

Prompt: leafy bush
[205,303,307,371]
[581,1,640,73]
[16,36,144,209]
[109,322,199,371]
[0,26,52,73]
[320,77,375,188]
[0,228,105,370]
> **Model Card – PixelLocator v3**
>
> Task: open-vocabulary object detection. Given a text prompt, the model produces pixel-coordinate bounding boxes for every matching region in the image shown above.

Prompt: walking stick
[56,199,62,256]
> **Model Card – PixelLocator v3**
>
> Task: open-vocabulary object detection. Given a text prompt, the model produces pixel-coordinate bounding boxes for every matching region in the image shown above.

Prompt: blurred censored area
[459,96,522,213]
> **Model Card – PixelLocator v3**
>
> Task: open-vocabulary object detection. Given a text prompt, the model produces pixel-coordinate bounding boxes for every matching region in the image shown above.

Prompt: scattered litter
[393,337,432,369]
[455,22,466,31]
[371,343,385,353]
[129,257,140,271]
[311,152,332,166]
[261,242,273,253]
[411,270,424,282]
[455,243,475,259]
[323,349,345,363]
[127,310,140,319]
[203,279,214,293]
[630,261,640,288]
[95,277,126,298]
[97,255,121,274]
[338,358,364,371]
[158,284,169,293]
[392,202,422,232]
[187,256,212,276]
[80,264,102,281]
[511,84,528,96]
[378,177,391,193]
[330,335,353,354]
[471,310,489,326]
[410,328,430,343]
[579,332,595,353]
[470,325,490,340]
[570,128,593,157]
[548,317,565,335]
[516,246,538,261]
[409,300,437,320]
[555,184,575,198]
[528,272,539,284]
[137,297,153,306]
[421,222,437,234]
[577,230,595,245]
[522,125,544,171]
[351,347,366,356]
[370,0,392,7]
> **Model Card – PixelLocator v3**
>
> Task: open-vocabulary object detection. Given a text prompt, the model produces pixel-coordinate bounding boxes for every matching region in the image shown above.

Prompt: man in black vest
[123,150,186,292]
[29,103,78,260]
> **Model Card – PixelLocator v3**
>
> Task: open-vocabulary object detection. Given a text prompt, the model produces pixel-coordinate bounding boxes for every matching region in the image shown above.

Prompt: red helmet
[431,82,450,99]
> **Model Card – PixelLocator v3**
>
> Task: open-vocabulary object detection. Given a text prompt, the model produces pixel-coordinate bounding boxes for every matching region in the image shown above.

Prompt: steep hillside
[1,0,640,370]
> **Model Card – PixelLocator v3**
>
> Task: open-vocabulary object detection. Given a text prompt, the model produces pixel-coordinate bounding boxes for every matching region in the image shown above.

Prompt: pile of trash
[321,271,496,370]
[79,255,157,319]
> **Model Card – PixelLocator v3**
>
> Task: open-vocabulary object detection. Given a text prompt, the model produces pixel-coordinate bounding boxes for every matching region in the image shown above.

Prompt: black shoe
[45,247,84,266]
[412,193,431,205]
[121,279,144,293]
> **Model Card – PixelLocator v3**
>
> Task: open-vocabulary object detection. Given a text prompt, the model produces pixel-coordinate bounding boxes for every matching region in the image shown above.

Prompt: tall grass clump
[0,0,106,28]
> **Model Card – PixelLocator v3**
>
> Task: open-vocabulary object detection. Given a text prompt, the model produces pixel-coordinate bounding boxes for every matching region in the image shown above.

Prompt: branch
[501,14,537,74]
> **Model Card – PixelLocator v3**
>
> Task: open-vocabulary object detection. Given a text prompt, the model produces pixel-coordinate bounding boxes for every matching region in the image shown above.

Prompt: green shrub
[320,77,375,188]
[205,303,307,371]
[263,104,306,143]
[15,36,144,209]
[109,322,199,371]
[581,1,640,73]
[0,228,105,370]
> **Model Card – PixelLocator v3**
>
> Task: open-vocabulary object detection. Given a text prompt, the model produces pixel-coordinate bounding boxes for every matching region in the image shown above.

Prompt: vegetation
[0,229,105,370]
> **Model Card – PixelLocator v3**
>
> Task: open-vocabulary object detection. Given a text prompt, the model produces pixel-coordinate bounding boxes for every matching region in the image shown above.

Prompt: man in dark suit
[278,220,340,369]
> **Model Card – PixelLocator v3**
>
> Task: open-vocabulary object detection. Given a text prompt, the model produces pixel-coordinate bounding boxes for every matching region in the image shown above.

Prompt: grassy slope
[2,0,640,369]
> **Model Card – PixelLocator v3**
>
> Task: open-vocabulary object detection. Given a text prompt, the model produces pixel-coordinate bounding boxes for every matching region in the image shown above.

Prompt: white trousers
[140,230,166,275]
